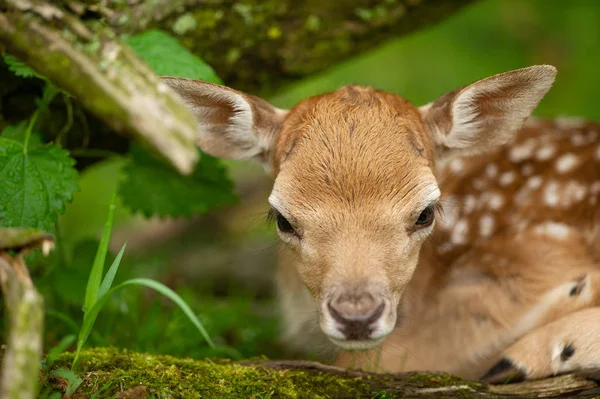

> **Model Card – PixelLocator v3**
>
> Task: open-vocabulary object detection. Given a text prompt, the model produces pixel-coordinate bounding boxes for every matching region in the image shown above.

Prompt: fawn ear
[162,77,289,167]
[419,65,557,158]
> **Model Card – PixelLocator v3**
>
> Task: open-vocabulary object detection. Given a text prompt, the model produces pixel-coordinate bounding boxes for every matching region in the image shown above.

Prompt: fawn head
[162,66,556,350]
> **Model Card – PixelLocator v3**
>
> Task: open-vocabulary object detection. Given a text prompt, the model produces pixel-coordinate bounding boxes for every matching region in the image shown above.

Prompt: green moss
[44,348,380,398]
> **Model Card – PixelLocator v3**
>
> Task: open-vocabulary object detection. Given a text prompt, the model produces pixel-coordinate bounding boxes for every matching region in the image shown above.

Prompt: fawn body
[163,66,600,381]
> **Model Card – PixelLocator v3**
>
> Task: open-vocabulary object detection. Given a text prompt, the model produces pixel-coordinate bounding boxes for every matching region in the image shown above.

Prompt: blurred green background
[32,0,600,361]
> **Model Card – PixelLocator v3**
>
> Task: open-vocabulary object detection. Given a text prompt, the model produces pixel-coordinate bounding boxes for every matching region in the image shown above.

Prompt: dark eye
[276,212,296,235]
[415,205,435,228]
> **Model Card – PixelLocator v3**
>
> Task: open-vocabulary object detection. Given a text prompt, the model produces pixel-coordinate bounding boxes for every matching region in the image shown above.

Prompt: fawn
[162,65,600,381]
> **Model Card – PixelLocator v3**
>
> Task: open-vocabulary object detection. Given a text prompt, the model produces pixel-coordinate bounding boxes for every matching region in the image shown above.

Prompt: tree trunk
[0,0,475,172]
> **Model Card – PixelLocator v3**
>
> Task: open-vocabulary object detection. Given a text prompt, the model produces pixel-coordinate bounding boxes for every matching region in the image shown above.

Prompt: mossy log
[43,348,600,399]
[0,0,475,173]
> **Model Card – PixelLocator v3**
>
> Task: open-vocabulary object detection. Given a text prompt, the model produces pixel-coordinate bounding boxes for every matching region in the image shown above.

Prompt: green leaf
[2,54,43,79]
[119,145,237,218]
[0,138,79,232]
[83,193,116,316]
[124,29,221,83]
[1,122,43,149]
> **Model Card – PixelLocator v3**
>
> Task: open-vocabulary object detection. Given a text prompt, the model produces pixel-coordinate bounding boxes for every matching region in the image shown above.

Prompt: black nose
[328,293,385,340]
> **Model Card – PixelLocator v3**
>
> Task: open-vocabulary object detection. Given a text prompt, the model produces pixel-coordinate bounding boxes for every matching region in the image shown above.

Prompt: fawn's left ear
[419,65,557,158]
[162,77,289,168]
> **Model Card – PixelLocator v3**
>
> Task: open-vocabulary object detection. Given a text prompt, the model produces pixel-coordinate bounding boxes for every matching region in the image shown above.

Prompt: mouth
[327,336,386,351]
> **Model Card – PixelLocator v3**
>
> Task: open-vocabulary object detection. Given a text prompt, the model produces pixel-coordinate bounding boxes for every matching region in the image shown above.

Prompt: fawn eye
[269,208,297,236]
[415,205,435,228]
[277,213,295,234]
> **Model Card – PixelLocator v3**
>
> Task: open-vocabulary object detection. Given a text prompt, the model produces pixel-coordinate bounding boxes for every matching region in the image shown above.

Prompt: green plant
[71,193,222,371]
[0,29,236,235]
[1,31,248,395]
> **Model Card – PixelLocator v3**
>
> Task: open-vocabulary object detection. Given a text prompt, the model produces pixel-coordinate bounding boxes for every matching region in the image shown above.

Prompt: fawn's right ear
[162,77,289,167]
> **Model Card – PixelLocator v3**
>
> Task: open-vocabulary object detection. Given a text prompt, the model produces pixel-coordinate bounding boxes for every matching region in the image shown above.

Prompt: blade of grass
[73,277,216,370]
[98,242,127,298]
[83,192,117,314]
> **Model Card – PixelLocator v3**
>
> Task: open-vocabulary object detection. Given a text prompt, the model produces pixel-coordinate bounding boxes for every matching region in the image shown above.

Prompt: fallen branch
[0,1,200,175]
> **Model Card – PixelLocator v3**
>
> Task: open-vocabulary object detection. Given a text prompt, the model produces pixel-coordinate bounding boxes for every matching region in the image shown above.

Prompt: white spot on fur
[463,195,477,214]
[591,181,600,195]
[509,138,537,162]
[562,181,587,205]
[534,222,571,240]
[449,159,463,174]
[479,214,495,237]
[535,143,557,160]
[499,171,516,186]
[487,193,504,210]
[527,176,543,189]
[544,181,560,207]
[486,164,498,178]
[451,219,469,245]
[555,153,580,173]
[521,164,534,176]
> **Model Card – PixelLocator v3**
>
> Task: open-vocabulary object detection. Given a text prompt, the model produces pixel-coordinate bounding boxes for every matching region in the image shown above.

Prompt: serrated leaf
[1,122,43,149]
[124,29,221,83]
[2,54,43,79]
[0,138,79,232]
[119,145,237,218]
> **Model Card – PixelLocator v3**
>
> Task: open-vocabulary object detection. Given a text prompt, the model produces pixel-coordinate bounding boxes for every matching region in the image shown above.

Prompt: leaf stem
[23,106,41,155]
[24,83,59,154]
